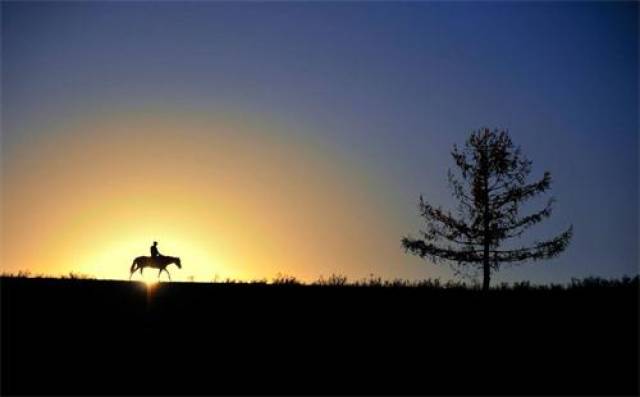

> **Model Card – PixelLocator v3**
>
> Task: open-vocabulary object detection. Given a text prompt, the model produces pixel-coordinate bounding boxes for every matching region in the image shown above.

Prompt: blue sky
[2,1,638,283]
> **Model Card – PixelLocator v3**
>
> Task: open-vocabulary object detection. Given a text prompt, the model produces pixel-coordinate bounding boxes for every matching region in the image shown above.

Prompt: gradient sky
[2,1,638,283]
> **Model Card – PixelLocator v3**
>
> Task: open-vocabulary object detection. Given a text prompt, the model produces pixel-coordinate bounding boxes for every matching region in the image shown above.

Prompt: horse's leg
[158,269,162,279]
[164,268,171,281]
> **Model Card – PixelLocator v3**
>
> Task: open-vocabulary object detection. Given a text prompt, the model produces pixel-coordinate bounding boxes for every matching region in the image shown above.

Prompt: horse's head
[175,257,182,269]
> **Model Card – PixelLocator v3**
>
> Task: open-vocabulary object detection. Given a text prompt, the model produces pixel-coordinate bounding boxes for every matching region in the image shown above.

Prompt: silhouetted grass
[1,270,95,280]
[2,270,637,291]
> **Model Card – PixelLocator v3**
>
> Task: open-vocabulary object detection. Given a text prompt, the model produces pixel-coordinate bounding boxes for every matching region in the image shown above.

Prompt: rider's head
[153,241,158,246]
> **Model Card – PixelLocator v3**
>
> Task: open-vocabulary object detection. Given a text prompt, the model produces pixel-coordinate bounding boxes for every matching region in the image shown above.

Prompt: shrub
[272,273,300,285]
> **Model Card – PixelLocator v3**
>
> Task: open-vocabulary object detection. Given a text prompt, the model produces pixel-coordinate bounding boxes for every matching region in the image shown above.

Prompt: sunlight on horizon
[2,109,436,283]
[141,276,158,288]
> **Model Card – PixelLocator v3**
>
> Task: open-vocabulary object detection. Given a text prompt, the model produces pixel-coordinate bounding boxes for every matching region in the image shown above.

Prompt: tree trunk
[482,249,490,291]
[482,146,491,291]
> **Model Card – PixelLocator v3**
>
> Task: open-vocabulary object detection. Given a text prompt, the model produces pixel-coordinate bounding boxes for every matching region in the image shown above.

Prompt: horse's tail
[130,258,138,274]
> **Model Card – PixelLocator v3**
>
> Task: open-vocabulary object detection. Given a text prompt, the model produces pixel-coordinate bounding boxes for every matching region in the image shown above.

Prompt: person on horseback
[151,241,162,259]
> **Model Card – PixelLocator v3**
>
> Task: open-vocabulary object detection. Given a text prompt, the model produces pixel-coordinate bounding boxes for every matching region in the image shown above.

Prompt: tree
[402,128,573,290]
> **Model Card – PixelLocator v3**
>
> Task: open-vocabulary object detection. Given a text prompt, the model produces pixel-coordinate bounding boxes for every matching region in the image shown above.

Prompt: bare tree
[402,128,573,290]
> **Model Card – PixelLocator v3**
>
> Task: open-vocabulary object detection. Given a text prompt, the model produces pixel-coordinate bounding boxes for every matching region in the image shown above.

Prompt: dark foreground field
[2,277,638,395]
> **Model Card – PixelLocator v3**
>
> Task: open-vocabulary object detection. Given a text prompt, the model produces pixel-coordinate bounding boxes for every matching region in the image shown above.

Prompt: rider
[150,241,162,259]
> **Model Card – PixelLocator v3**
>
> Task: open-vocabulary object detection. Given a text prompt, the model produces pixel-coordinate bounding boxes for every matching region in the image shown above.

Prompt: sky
[1,1,638,284]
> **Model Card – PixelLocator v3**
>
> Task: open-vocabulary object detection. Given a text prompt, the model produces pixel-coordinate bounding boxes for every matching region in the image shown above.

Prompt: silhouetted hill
[2,277,638,395]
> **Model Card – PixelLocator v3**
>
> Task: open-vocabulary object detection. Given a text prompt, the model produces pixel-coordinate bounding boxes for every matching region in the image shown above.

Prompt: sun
[137,269,162,286]
[143,278,158,288]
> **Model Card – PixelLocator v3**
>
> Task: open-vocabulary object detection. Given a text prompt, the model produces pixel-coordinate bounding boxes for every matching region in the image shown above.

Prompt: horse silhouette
[130,255,182,281]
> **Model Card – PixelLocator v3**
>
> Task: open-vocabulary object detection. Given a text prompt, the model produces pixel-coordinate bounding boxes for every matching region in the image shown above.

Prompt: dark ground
[1,277,638,395]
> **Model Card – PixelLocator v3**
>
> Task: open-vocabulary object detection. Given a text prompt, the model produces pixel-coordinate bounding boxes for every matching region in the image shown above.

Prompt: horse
[130,255,182,281]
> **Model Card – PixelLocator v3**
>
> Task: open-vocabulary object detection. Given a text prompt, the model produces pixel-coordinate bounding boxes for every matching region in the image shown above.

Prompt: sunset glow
[141,277,158,288]
[3,108,422,282]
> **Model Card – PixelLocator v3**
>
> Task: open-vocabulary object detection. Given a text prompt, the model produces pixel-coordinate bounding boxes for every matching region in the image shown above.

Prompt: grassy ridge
[3,271,638,289]
[2,276,638,395]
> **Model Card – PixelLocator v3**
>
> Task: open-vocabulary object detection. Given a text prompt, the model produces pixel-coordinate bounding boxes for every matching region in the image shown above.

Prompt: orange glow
[2,108,439,282]
[143,278,158,288]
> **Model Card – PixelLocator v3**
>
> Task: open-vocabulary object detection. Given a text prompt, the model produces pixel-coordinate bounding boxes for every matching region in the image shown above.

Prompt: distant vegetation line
[1,270,638,290]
